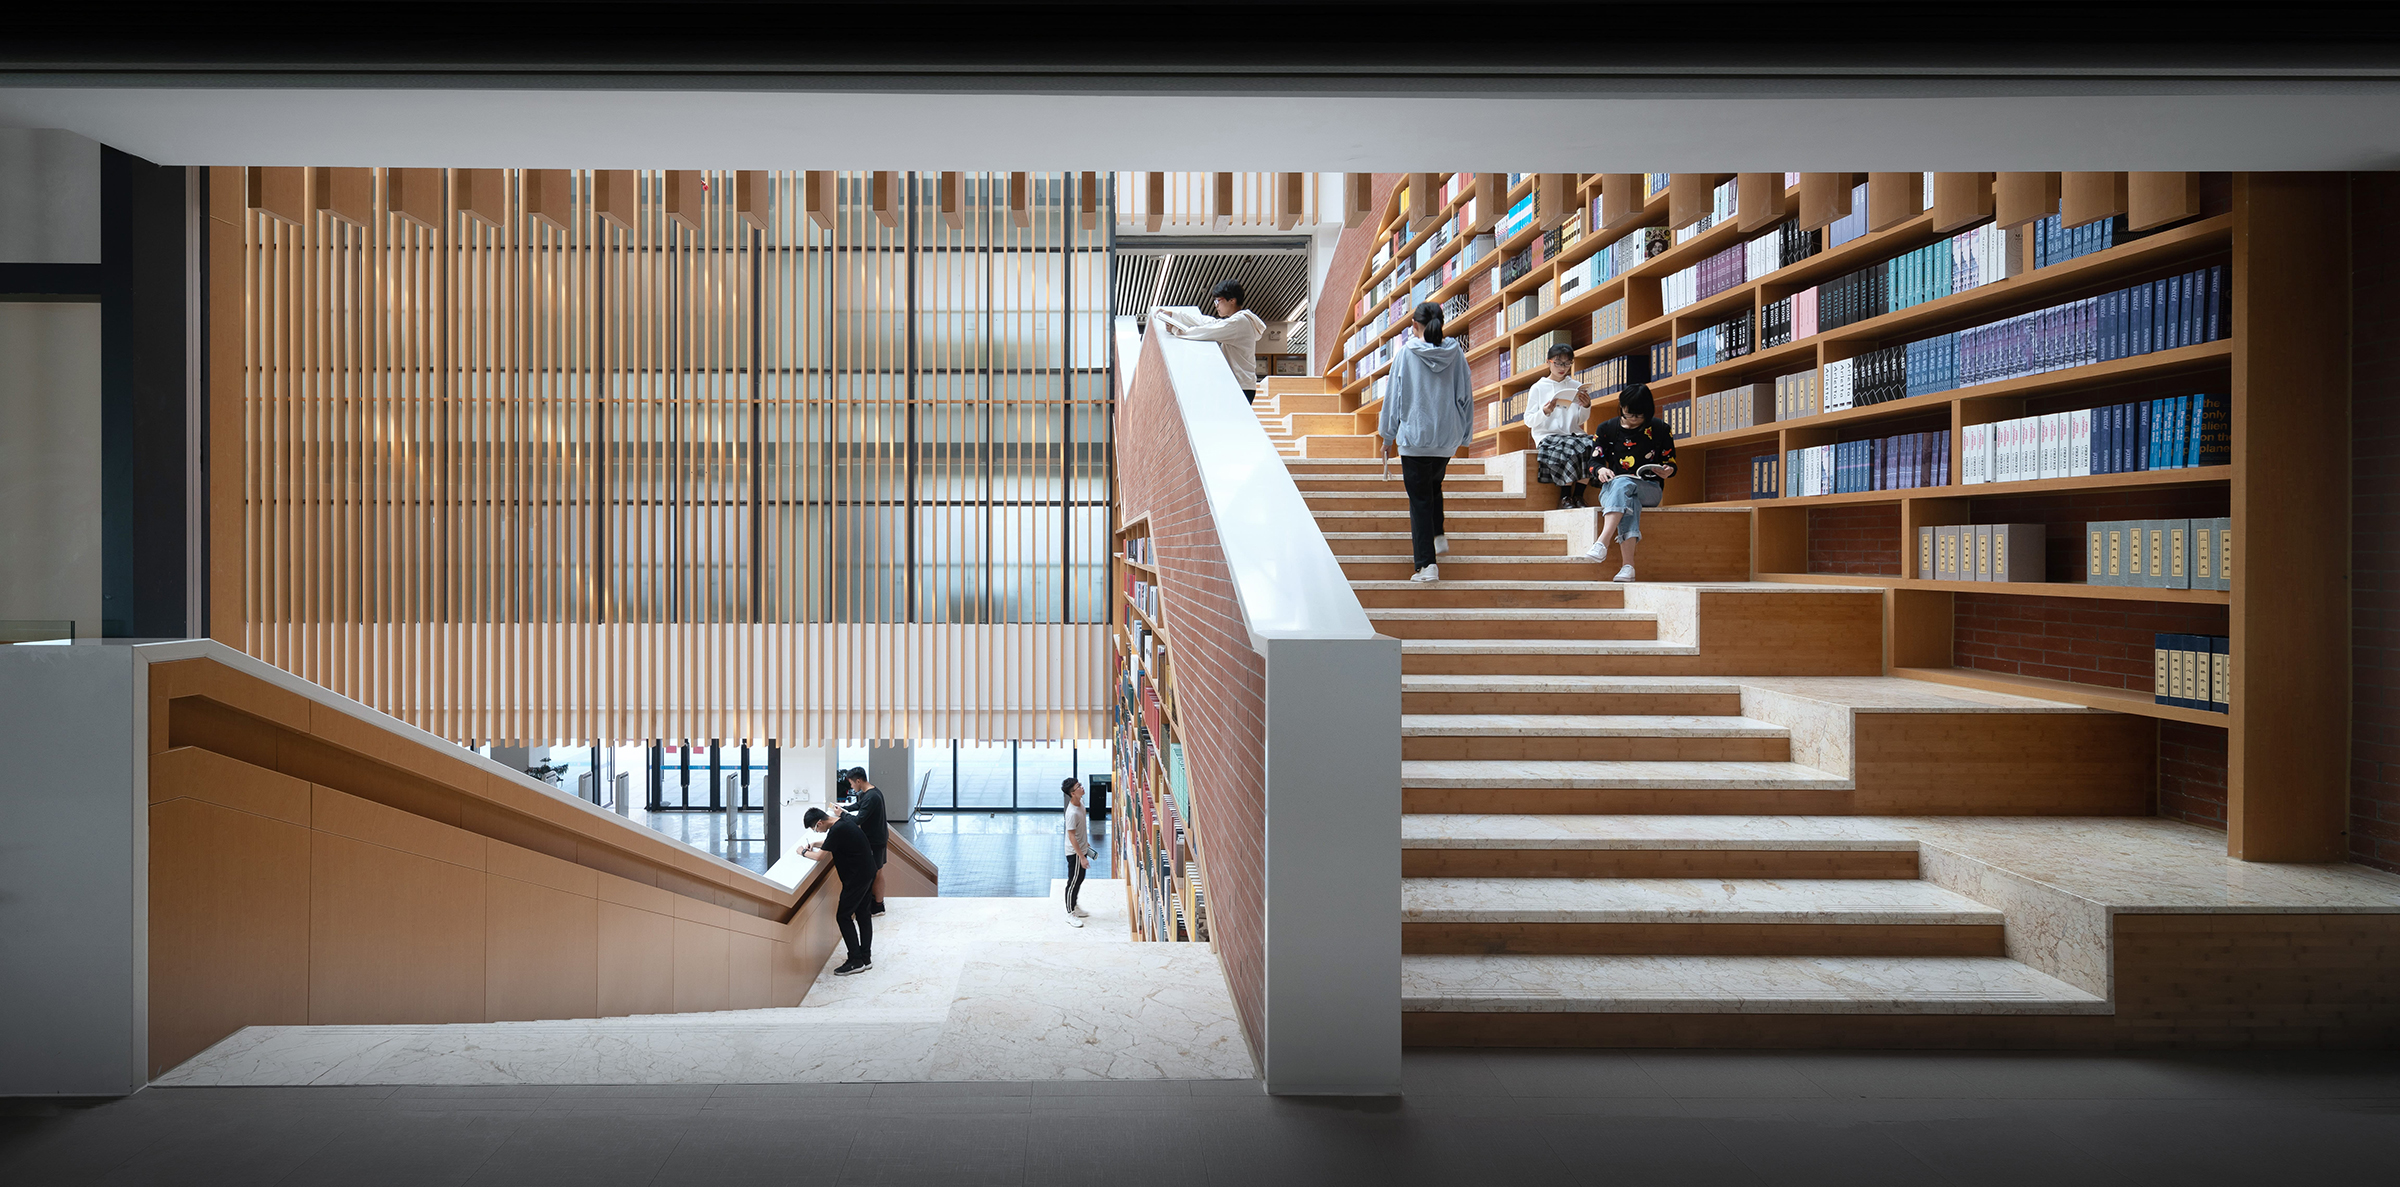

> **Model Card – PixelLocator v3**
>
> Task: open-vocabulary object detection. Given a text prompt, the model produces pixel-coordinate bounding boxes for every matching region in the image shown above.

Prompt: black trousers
[1400,454,1451,569]
[1063,852,1088,911]
[835,868,874,962]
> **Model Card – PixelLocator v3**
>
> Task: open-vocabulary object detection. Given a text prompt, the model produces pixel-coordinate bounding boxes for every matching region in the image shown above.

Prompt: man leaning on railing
[1150,280,1267,403]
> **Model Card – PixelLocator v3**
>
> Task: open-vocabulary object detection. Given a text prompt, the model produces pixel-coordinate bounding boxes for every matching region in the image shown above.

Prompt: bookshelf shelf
[1332,171,2355,860]
[1755,572,2231,605]
[1893,665,2229,727]
[1111,517,1210,944]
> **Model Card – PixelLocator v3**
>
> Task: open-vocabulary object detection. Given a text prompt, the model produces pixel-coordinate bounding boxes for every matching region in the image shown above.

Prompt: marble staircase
[1276,447,2135,1042]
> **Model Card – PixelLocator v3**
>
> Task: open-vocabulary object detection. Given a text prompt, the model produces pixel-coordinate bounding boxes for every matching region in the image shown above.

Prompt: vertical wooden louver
[228,170,1113,747]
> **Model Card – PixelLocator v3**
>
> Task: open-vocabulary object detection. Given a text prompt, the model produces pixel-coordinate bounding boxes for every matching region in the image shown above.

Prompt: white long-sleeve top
[1522,377,1588,441]
[1151,306,1267,392]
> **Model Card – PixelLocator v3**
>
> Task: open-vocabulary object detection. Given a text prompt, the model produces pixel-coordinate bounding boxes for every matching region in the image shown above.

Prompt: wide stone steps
[1344,556,1602,582]
[1399,813,1919,878]
[1352,581,1626,610]
[1304,491,1526,512]
[1401,954,2108,1016]
[1400,877,2004,956]
[1324,531,1568,558]
[1373,610,1654,644]
[1400,713,1786,760]
[1293,474,1504,493]
[1398,674,1743,715]
[1401,757,1850,815]
[1312,509,1553,534]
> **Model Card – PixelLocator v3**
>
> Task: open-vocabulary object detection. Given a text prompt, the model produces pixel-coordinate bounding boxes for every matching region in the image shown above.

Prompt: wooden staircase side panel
[1402,921,2005,957]
[1850,711,2158,815]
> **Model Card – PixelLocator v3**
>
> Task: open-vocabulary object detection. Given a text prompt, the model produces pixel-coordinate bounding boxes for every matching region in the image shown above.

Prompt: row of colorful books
[1784,429,1953,496]
[1672,178,1739,243]
[1960,395,2227,485]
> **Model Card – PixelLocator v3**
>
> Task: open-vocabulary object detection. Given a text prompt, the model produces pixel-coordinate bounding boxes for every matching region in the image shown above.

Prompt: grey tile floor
[901,812,1114,898]
[5,1049,2397,1186]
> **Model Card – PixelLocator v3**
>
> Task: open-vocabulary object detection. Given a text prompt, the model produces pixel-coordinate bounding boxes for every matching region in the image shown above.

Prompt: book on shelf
[1750,454,1780,500]
[2155,632,2231,712]
[1660,397,1692,440]
[2085,517,2230,590]
[1784,428,1949,496]
[1959,393,2225,485]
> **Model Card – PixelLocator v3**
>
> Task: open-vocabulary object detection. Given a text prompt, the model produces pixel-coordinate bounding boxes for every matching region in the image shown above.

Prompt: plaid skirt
[1535,433,1595,487]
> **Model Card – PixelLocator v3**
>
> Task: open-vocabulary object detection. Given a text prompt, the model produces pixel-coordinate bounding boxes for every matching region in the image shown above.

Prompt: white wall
[0,642,144,1096]
[0,302,106,639]
[0,128,102,264]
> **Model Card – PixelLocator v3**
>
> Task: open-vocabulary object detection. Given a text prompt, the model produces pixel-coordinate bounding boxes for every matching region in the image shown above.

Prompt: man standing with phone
[840,767,890,917]
[800,806,877,976]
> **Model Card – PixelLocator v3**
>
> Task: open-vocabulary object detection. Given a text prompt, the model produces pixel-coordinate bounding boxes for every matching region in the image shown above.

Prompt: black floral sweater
[1588,417,1678,481]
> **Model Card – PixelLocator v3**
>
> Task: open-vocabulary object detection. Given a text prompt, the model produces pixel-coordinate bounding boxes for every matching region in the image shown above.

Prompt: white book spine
[2071,407,2092,476]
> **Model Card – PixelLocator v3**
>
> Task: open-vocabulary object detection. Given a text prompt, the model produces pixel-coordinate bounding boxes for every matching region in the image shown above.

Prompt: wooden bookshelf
[1110,517,1211,944]
[1326,171,2352,862]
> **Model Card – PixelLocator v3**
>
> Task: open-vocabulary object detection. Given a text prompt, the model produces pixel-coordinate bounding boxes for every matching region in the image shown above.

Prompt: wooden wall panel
[597,900,678,1016]
[1867,172,1924,231]
[1996,172,2062,229]
[308,830,489,1024]
[1797,173,1853,231]
[1931,173,1994,233]
[146,797,311,1077]
[671,916,733,1013]
[224,171,1112,747]
[486,873,599,1021]
[2129,172,2203,231]
[1736,173,1788,232]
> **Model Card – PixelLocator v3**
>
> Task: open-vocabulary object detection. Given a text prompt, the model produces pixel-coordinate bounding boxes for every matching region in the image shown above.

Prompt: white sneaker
[1613,565,1637,582]
[1070,906,1090,918]
[1433,534,1449,556]
[1064,914,1085,928]
[1582,540,1611,562]
[1409,564,1439,583]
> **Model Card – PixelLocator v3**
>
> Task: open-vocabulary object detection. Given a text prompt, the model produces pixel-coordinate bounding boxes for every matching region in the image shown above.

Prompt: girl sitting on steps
[1579,382,1676,582]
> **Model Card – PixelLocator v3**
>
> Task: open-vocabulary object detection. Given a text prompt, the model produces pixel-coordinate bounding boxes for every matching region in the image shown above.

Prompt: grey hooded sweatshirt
[1378,333,1474,457]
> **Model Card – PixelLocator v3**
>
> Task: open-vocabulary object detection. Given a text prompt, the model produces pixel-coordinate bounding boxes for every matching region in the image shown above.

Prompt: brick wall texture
[1807,504,1904,574]
[2352,173,2400,872]
[1954,593,2229,692]
[1312,174,1400,376]
[2159,720,2231,828]
[1114,332,1269,1062]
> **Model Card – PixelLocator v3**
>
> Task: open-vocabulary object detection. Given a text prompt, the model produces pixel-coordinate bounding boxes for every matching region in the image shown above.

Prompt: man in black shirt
[800,806,876,975]
[840,767,890,917]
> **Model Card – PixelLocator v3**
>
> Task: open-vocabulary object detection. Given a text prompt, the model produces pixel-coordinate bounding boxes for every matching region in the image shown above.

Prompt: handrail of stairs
[1112,315,1400,1096]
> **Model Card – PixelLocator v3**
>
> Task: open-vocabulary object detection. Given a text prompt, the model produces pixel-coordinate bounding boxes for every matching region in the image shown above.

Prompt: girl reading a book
[1525,344,1593,507]
[1581,383,1676,582]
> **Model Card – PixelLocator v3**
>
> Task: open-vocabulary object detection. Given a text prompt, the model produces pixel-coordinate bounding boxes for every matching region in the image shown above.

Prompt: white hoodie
[1153,306,1268,391]
[1523,376,1587,441]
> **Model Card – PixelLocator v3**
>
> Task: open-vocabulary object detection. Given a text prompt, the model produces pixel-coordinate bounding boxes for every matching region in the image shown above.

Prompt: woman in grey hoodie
[1376,302,1474,582]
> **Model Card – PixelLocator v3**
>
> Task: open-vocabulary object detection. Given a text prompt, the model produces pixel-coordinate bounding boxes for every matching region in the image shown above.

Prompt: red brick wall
[1953,593,2228,692]
[2354,172,2400,872]
[2159,720,2230,828]
[1808,504,1904,574]
[1312,174,1400,376]
[1115,333,1269,1062]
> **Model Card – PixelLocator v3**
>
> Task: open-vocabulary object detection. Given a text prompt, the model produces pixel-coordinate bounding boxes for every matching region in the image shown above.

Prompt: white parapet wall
[1119,316,1402,1096]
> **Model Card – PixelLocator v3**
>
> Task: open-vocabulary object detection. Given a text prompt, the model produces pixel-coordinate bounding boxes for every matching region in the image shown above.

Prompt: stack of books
[1513,329,1575,378]
[2154,634,2230,712]
[1920,523,2046,582]
[1748,454,1782,499]
[1659,397,1693,439]
[1674,310,1754,374]
[1761,288,1819,348]
[1773,370,1822,420]
[2033,213,2122,270]
[1695,383,1774,437]
[2086,518,2233,590]
[1576,353,1648,401]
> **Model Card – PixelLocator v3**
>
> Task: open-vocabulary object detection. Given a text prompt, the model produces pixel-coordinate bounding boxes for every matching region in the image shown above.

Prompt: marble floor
[157,880,1252,1088]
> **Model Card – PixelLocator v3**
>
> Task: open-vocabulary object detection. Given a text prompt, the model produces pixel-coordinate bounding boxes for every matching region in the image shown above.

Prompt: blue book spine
[2195,393,2229,466]
[2186,393,2206,468]
[2136,400,2153,470]
[2172,395,2191,468]
[2132,284,2150,355]
[2208,264,2225,343]
[2101,289,2119,361]
[2100,404,2118,474]
[2185,271,2202,347]
[2165,276,2182,350]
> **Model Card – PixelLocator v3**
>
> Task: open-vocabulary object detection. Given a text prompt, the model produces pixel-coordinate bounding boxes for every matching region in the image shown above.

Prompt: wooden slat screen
[236,170,1112,746]
[1113,172,1334,230]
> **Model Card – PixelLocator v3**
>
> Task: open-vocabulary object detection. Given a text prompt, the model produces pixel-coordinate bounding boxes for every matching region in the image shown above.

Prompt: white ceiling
[2,81,2397,171]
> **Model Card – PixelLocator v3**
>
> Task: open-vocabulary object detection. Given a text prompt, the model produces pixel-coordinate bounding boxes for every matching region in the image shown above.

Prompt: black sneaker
[871,902,887,917]
[833,959,870,976]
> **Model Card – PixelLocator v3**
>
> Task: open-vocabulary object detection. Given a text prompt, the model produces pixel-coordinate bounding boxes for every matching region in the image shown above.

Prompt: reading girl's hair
[1619,383,1656,420]
[1547,344,1575,363]
[1412,301,1447,345]
[803,807,829,829]
[1211,280,1246,308]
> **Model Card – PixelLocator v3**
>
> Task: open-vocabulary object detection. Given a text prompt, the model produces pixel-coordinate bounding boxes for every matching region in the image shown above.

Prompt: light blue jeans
[1596,476,1663,540]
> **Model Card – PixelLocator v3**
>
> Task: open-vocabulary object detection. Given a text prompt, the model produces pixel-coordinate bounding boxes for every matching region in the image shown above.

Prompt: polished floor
[901,812,1115,898]
[152,880,1247,1088]
[5,1049,2397,1186]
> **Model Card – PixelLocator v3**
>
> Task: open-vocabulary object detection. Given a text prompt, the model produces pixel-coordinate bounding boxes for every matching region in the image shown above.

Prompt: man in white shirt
[1151,281,1268,403]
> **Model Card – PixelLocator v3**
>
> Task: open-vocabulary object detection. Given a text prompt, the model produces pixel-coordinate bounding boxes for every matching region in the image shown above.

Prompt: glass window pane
[1016,743,1072,809]
[955,741,1013,808]
[911,740,954,809]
